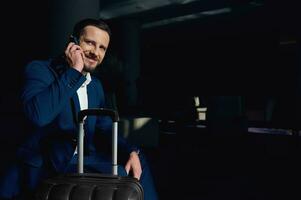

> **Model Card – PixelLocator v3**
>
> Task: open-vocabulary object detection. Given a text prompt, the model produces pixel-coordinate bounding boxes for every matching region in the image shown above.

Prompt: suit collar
[70,78,97,123]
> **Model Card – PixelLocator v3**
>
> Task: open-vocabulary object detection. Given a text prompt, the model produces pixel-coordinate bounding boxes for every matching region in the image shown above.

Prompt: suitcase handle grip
[77,108,119,175]
[78,108,119,122]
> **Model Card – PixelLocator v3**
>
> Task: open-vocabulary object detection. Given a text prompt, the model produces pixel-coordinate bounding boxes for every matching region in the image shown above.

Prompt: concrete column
[119,19,141,108]
[49,0,100,57]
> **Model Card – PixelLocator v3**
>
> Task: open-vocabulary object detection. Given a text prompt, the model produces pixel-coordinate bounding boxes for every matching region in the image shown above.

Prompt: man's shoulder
[24,59,54,77]
[25,59,51,70]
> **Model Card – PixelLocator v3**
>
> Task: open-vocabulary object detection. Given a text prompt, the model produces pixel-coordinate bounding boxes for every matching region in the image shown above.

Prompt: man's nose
[91,47,101,57]
[87,48,96,57]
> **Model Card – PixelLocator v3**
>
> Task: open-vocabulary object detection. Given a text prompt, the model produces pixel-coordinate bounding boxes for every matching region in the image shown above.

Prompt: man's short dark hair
[72,18,111,39]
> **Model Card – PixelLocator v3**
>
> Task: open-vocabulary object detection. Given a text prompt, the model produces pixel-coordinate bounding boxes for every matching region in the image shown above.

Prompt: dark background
[1,1,301,117]
[0,1,301,199]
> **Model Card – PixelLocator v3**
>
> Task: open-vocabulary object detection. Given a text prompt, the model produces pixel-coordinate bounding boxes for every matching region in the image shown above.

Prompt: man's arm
[22,61,86,126]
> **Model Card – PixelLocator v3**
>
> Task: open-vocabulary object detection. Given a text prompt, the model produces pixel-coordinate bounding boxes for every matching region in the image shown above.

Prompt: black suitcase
[35,108,144,200]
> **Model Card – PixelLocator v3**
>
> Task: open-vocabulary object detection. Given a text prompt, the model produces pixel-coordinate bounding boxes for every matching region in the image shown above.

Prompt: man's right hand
[65,42,85,73]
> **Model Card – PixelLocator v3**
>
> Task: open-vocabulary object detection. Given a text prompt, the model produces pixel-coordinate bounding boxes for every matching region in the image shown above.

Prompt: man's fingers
[125,162,130,175]
[124,152,142,180]
[65,43,82,56]
[65,42,73,56]
[70,44,81,54]
[133,166,142,180]
[133,171,140,180]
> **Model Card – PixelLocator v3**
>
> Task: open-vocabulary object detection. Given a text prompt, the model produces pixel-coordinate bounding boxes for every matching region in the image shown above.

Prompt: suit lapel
[71,94,80,125]
[87,80,97,109]
[86,82,95,128]
[70,81,95,127]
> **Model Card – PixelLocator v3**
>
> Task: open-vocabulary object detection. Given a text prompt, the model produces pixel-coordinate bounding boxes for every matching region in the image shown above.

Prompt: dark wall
[142,6,297,91]
[1,1,301,165]
[139,3,301,118]
[0,1,51,168]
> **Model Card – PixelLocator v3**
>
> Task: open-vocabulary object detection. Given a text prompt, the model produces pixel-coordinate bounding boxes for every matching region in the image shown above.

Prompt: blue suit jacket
[18,58,134,172]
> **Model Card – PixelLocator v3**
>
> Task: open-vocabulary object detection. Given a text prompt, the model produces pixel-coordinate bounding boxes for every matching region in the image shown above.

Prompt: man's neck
[82,69,88,76]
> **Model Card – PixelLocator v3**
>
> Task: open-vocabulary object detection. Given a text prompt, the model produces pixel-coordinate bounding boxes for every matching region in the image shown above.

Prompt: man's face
[79,25,110,73]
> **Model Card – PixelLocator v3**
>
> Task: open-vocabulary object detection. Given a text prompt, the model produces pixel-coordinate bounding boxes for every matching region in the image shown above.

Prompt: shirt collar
[81,72,91,87]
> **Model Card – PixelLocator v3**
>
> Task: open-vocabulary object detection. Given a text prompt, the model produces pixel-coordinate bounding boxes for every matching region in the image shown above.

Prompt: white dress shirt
[76,72,91,111]
[74,73,91,155]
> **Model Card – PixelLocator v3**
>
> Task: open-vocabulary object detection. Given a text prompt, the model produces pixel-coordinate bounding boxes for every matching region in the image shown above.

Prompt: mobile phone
[69,35,79,45]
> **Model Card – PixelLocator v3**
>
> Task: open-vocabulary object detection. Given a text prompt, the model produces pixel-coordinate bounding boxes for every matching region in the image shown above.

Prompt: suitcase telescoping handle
[77,108,119,175]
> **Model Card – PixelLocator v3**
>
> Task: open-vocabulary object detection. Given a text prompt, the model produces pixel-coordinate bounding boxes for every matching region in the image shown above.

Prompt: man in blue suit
[0,18,157,200]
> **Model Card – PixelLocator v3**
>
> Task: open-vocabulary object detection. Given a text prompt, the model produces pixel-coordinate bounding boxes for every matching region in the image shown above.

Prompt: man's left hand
[125,151,142,180]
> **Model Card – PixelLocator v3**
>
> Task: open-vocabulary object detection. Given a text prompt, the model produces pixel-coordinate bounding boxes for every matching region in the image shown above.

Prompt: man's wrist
[130,147,140,156]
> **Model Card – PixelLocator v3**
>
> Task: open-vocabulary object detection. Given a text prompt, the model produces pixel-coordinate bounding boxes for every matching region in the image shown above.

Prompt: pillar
[48,0,100,57]
[119,19,141,109]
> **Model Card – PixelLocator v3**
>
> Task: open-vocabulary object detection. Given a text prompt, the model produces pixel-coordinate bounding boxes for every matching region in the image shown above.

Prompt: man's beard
[83,64,98,73]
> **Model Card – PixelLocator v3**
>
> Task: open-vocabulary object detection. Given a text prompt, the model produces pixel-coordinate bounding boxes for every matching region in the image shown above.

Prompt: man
[0,18,157,200]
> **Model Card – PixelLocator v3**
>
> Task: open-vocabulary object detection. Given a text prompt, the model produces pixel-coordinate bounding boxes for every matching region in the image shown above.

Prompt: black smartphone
[69,35,79,45]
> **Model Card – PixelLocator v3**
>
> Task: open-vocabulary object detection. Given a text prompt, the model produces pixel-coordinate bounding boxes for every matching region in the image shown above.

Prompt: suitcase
[35,108,144,200]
